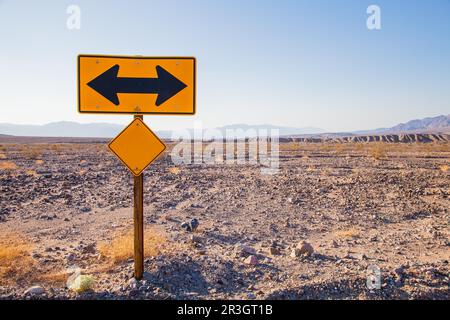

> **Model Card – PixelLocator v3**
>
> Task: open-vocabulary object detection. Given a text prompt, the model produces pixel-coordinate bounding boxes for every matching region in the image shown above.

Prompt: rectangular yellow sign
[78,55,196,114]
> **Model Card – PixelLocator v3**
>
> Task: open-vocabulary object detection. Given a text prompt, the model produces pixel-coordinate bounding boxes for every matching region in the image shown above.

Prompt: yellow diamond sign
[108,118,166,176]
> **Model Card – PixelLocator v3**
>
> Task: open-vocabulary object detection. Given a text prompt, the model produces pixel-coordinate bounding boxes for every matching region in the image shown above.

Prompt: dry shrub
[279,143,300,152]
[0,233,36,285]
[0,153,6,159]
[439,164,449,172]
[0,161,18,170]
[98,227,167,264]
[334,227,361,239]
[35,159,44,165]
[26,169,39,177]
[334,144,345,154]
[368,143,387,160]
[50,144,61,152]
[40,272,69,284]
[168,167,181,175]
[24,148,41,160]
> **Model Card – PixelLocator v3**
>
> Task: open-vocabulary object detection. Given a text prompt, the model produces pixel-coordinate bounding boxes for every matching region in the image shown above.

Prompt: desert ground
[0,139,449,300]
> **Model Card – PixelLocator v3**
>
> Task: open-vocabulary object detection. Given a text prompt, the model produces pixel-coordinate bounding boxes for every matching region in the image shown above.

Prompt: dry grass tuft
[368,143,387,160]
[168,167,181,175]
[24,148,41,160]
[98,227,167,264]
[0,233,36,285]
[334,227,361,239]
[35,159,44,165]
[439,164,449,172]
[0,161,18,170]
[26,169,39,177]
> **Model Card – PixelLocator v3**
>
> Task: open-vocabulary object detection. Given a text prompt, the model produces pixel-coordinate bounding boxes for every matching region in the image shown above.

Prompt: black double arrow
[87,64,187,106]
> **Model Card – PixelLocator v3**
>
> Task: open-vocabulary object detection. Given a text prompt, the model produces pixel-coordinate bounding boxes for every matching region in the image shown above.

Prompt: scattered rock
[236,244,256,256]
[181,218,199,232]
[296,241,314,256]
[24,286,45,296]
[290,248,302,258]
[67,253,77,262]
[81,243,97,254]
[244,255,259,265]
[128,277,139,289]
[189,234,200,243]
[80,206,92,213]
[269,247,281,255]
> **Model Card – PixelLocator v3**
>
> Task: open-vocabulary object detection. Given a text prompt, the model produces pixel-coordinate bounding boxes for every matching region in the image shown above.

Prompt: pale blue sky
[0,0,449,131]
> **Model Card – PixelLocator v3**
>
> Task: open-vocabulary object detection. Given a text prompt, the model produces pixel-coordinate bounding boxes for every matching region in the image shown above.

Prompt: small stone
[190,218,199,232]
[80,206,91,213]
[82,243,97,254]
[244,255,259,265]
[128,277,139,289]
[181,222,192,232]
[296,241,314,256]
[189,234,200,243]
[240,245,256,255]
[285,218,291,227]
[269,247,281,255]
[67,253,77,262]
[24,286,45,296]
[290,248,302,258]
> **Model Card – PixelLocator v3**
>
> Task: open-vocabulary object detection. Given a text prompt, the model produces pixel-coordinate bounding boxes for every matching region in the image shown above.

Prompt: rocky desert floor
[0,140,448,300]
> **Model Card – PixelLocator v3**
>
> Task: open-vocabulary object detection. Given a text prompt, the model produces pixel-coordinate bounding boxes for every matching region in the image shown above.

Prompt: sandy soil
[0,141,448,300]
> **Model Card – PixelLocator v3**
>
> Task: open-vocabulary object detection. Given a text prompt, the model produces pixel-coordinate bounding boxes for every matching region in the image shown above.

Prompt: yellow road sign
[108,118,166,176]
[78,55,196,114]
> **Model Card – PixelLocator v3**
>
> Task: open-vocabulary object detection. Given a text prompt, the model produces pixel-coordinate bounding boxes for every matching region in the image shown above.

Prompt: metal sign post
[133,115,144,279]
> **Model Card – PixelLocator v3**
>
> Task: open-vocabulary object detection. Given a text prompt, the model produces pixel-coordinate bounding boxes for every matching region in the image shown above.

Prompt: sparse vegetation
[24,148,41,160]
[168,167,181,175]
[0,161,18,170]
[334,227,361,239]
[25,169,39,177]
[368,143,387,160]
[98,227,167,264]
[0,233,36,285]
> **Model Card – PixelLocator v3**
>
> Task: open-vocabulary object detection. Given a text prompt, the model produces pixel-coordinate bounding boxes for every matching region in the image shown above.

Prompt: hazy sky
[0,0,449,132]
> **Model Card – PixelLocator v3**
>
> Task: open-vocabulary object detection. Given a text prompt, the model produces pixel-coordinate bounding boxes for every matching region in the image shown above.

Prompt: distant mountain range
[0,122,325,139]
[365,114,450,134]
[0,114,448,138]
